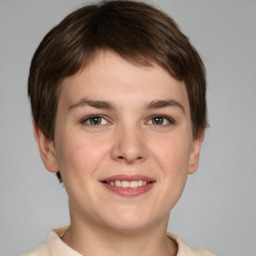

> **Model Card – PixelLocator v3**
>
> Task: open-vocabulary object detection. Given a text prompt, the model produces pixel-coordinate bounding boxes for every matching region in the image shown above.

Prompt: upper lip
[100,175,155,182]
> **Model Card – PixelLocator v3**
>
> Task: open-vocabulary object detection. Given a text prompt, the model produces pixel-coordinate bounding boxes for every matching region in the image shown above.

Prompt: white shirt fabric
[22,226,216,256]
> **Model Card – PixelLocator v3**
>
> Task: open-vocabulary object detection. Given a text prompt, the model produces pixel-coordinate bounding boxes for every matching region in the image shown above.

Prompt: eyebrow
[69,98,116,111]
[145,99,185,113]
[69,98,185,113]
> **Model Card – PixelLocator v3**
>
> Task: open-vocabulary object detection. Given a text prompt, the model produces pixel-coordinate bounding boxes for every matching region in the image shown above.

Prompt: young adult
[23,1,215,255]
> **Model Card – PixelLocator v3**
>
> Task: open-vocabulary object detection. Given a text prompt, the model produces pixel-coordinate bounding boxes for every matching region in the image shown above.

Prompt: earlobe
[188,129,205,174]
[33,124,59,173]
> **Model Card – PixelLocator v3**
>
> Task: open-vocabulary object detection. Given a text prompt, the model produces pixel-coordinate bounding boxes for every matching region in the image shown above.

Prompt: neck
[62,212,177,256]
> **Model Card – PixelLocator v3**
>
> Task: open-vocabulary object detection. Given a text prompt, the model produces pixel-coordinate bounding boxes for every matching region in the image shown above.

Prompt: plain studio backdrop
[0,0,255,255]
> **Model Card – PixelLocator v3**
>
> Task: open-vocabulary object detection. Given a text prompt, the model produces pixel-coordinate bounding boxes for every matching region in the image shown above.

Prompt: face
[36,51,203,232]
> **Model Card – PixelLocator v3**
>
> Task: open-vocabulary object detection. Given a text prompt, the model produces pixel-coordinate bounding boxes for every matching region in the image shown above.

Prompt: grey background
[0,0,255,255]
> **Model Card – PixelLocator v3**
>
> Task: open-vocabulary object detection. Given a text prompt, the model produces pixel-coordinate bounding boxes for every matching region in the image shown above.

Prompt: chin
[101,209,155,233]
[108,220,150,233]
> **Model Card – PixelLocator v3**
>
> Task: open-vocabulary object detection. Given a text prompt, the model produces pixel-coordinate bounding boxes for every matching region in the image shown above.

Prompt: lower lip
[102,182,155,197]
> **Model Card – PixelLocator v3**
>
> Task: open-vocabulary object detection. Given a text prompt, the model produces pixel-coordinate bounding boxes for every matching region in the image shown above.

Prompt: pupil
[153,117,163,125]
[91,117,101,125]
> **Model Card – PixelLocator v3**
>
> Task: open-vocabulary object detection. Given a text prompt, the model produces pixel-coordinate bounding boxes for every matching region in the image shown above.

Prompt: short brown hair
[28,0,207,181]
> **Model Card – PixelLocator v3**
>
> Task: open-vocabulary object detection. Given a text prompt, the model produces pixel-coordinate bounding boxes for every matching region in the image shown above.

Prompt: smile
[104,180,150,188]
[100,175,155,197]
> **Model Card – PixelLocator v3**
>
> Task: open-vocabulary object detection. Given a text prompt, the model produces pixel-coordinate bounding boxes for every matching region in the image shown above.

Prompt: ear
[33,123,59,173]
[188,129,205,174]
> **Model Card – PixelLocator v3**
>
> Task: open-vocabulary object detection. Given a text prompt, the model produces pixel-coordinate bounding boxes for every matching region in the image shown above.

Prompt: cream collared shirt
[22,226,216,256]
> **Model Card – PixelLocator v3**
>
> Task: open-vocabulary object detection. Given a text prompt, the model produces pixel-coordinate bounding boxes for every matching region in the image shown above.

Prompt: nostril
[111,141,147,163]
[116,155,143,163]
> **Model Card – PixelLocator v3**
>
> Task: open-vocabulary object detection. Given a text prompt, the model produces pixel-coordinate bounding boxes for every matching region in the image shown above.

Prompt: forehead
[59,51,189,111]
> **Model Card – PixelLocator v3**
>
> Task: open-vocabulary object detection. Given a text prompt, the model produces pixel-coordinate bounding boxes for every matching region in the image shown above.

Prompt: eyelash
[147,115,175,127]
[80,114,175,127]
[81,115,109,126]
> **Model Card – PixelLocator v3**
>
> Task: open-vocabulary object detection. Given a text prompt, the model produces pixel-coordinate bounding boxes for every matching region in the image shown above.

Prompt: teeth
[121,181,129,188]
[138,180,143,186]
[107,180,150,188]
[130,181,138,188]
[115,180,122,187]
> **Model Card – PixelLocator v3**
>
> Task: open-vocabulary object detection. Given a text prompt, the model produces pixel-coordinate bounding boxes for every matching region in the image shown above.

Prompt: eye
[148,115,174,126]
[82,115,108,126]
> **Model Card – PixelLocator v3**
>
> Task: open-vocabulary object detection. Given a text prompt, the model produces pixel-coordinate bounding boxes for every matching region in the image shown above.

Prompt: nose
[111,123,147,164]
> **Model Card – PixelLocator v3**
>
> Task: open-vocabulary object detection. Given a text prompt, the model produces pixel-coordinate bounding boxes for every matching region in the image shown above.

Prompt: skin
[35,51,204,256]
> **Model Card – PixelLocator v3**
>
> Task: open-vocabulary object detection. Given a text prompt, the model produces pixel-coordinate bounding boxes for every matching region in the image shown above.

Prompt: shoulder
[167,233,216,256]
[20,228,62,256]
[21,226,80,256]
[21,243,50,256]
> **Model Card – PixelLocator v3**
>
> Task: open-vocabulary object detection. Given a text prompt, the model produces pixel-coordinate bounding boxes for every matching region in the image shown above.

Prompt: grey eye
[83,116,108,126]
[89,117,102,125]
[148,116,172,125]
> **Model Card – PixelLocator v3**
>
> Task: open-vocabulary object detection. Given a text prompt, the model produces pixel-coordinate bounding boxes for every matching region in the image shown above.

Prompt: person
[22,0,215,255]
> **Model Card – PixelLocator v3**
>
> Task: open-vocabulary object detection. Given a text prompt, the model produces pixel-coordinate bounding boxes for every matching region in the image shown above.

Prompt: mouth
[102,180,153,188]
[100,175,156,197]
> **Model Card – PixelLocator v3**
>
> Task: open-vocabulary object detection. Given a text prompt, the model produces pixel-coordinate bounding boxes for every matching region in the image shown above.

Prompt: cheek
[55,132,110,178]
[151,134,192,175]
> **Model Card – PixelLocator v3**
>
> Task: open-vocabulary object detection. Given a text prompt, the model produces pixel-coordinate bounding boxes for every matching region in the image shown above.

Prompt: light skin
[34,51,204,256]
